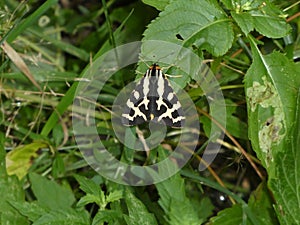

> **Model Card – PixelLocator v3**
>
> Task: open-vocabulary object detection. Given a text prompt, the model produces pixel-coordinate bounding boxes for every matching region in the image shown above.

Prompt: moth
[121,64,185,128]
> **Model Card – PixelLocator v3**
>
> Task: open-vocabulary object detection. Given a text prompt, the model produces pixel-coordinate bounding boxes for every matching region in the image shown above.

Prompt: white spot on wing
[133,90,139,99]
[167,92,174,101]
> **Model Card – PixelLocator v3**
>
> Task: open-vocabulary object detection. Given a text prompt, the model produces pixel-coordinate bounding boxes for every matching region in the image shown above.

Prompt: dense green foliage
[0,0,299,224]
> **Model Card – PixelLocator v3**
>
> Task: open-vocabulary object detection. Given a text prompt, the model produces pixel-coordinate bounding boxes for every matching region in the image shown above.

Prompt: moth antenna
[135,70,144,76]
[165,74,183,78]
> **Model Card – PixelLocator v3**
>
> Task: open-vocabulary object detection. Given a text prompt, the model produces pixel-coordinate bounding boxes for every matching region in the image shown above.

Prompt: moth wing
[158,99,185,128]
[151,77,185,128]
[121,77,150,126]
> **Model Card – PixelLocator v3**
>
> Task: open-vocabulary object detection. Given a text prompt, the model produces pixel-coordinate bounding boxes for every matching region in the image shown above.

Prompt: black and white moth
[121,64,185,128]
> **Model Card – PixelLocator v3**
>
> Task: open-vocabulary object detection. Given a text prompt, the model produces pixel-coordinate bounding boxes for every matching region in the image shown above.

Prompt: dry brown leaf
[1,41,41,90]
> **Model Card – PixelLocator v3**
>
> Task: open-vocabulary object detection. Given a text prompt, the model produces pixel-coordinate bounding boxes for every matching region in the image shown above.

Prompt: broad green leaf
[77,193,102,208]
[124,189,158,225]
[223,0,290,37]
[269,89,300,225]
[245,35,300,225]
[248,182,279,225]
[154,152,200,225]
[75,175,123,209]
[0,132,6,177]
[209,204,247,225]
[245,0,290,38]
[74,174,103,196]
[143,0,234,57]
[219,0,234,9]
[231,11,254,35]
[75,174,105,208]
[196,197,214,222]
[29,173,75,211]
[51,153,65,178]
[142,0,170,11]
[33,209,90,225]
[106,190,123,203]
[168,198,203,225]
[6,140,53,179]
[52,123,64,147]
[244,36,300,171]
[9,201,47,222]
[92,210,123,225]
[0,133,28,225]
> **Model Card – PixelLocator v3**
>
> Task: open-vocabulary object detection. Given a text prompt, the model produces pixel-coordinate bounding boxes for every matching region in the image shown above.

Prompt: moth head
[149,63,161,70]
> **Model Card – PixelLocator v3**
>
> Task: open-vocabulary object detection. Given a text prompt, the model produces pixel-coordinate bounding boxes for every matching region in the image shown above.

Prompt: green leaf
[143,0,234,57]
[231,11,254,35]
[74,174,102,196]
[77,193,101,208]
[248,182,279,225]
[29,173,75,211]
[245,35,300,225]
[244,36,300,171]
[92,210,123,225]
[52,123,64,147]
[106,190,123,203]
[0,132,6,177]
[6,140,52,179]
[142,0,170,11]
[196,197,214,222]
[155,173,200,224]
[229,0,290,37]
[219,0,234,9]
[124,189,158,225]
[0,133,28,225]
[9,201,47,222]
[52,153,65,178]
[74,174,105,207]
[25,174,89,224]
[75,175,123,209]
[269,88,300,224]
[209,204,246,225]
[33,209,90,225]
[246,1,290,38]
